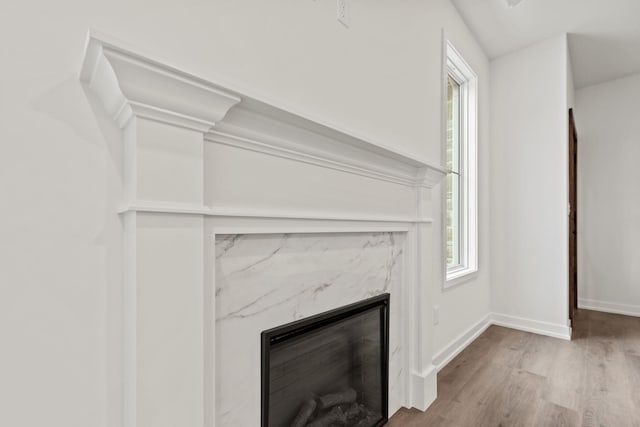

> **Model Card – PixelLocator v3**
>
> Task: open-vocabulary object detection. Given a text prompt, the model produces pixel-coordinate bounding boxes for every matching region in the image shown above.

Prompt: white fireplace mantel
[81,31,445,217]
[80,30,445,427]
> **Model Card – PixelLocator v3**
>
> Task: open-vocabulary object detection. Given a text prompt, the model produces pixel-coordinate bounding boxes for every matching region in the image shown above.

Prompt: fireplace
[216,232,404,426]
[261,294,390,427]
[80,33,445,427]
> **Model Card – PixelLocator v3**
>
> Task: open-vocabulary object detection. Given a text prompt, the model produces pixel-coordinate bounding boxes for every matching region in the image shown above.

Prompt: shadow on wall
[31,76,124,177]
[30,76,126,240]
[31,75,127,427]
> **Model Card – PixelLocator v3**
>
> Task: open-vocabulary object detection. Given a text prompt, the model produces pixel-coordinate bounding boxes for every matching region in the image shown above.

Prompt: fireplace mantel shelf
[80,30,445,195]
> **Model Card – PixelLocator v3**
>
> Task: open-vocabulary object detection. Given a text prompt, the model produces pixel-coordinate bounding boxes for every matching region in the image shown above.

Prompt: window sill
[444,267,478,289]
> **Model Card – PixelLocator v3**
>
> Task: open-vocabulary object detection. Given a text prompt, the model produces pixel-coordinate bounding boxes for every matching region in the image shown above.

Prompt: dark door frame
[568,108,578,324]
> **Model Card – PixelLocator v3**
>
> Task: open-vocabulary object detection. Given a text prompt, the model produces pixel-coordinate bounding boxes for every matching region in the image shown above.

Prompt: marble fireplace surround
[80,31,445,427]
[216,232,404,427]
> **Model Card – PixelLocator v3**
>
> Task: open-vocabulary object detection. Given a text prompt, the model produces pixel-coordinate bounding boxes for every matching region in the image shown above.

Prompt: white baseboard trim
[578,298,640,318]
[491,313,571,341]
[432,314,492,371]
[410,365,438,411]
[431,312,571,372]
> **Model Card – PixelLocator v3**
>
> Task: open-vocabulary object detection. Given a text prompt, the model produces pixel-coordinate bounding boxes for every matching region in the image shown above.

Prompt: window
[444,42,477,285]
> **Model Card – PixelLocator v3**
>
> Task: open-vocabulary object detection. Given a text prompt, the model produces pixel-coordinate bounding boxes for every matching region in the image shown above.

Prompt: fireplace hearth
[261,294,390,427]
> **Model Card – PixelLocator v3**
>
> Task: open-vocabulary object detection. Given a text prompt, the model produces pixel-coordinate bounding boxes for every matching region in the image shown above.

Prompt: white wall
[575,73,640,316]
[0,0,490,425]
[490,35,570,336]
[568,47,575,109]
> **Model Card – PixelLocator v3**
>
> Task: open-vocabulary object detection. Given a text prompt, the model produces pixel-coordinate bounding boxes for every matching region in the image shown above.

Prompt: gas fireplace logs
[317,389,357,410]
[290,388,379,427]
[306,406,347,427]
[290,400,317,427]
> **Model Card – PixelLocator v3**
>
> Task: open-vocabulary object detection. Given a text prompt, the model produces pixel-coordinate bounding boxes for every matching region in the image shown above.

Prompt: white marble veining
[215,232,405,426]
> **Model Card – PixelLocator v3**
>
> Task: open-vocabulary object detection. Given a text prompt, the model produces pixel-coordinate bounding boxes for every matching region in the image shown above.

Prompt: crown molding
[205,128,419,188]
[79,31,241,131]
[79,30,445,187]
[209,105,446,189]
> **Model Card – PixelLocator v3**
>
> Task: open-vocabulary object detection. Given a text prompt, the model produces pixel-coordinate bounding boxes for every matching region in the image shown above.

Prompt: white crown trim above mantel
[80,34,242,131]
[80,30,445,195]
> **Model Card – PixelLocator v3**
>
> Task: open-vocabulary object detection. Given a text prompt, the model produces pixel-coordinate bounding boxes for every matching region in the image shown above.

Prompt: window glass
[446,76,461,269]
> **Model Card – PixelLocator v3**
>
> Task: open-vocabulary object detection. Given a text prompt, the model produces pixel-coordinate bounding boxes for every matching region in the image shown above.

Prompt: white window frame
[443,41,478,288]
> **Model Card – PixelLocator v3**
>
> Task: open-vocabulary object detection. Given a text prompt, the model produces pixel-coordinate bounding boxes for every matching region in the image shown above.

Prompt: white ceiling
[450,0,640,88]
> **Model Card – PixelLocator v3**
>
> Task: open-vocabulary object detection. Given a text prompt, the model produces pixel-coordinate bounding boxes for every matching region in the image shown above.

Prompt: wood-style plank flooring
[388,309,640,426]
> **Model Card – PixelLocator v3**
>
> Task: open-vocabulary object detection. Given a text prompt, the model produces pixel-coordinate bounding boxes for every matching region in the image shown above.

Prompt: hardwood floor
[387,309,640,426]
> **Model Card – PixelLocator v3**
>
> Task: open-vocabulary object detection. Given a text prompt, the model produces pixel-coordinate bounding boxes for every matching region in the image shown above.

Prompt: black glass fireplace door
[261,294,389,427]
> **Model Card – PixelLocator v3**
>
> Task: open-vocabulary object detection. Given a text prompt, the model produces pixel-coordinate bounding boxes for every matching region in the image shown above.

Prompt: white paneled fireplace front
[80,30,445,427]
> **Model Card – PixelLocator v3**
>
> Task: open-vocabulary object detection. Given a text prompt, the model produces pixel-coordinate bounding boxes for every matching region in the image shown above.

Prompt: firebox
[261,294,390,427]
